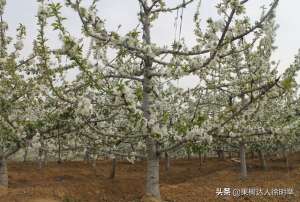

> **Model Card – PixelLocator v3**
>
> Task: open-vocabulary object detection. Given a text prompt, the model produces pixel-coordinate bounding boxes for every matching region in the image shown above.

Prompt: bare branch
[103,74,143,82]
[151,0,195,13]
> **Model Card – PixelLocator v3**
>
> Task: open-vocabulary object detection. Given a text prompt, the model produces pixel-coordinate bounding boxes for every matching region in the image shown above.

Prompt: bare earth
[1,154,300,202]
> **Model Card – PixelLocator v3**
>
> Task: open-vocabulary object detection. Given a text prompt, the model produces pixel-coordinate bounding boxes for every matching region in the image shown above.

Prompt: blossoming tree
[40,0,282,199]
[3,0,300,201]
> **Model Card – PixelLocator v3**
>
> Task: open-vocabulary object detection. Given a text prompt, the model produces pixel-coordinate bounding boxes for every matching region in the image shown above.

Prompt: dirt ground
[0,154,300,202]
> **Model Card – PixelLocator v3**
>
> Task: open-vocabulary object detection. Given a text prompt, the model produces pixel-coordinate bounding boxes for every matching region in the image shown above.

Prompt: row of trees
[0,0,300,200]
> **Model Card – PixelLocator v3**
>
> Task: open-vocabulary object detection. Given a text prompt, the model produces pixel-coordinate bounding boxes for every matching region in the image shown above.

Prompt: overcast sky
[4,0,300,87]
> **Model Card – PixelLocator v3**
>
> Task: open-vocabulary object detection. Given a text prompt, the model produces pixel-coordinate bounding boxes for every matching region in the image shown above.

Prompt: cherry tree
[2,2,300,201]
[39,0,282,199]
[206,11,300,179]
[0,0,43,187]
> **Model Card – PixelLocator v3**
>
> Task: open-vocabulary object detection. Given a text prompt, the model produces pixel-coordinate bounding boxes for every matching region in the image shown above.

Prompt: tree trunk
[220,150,225,160]
[187,149,191,160]
[198,151,203,167]
[23,145,28,163]
[38,136,45,169]
[43,150,48,166]
[57,138,62,164]
[203,153,207,162]
[146,140,160,199]
[38,147,43,169]
[92,154,97,168]
[165,152,170,172]
[109,158,116,179]
[84,147,90,163]
[239,142,247,180]
[258,150,267,170]
[228,151,232,159]
[217,149,225,160]
[283,148,290,170]
[141,3,161,199]
[0,157,8,188]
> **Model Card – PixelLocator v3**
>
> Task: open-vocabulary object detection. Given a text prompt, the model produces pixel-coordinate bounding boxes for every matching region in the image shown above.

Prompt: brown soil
[1,154,300,202]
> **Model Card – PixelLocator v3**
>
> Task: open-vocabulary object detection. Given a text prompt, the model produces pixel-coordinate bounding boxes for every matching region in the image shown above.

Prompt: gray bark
[145,148,160,198]
[283,148,290,170]
[239,142,247,180]
[23,144,28,162]
[0,157,8,188]
[84,146,91,163]
[141,3,160,199]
